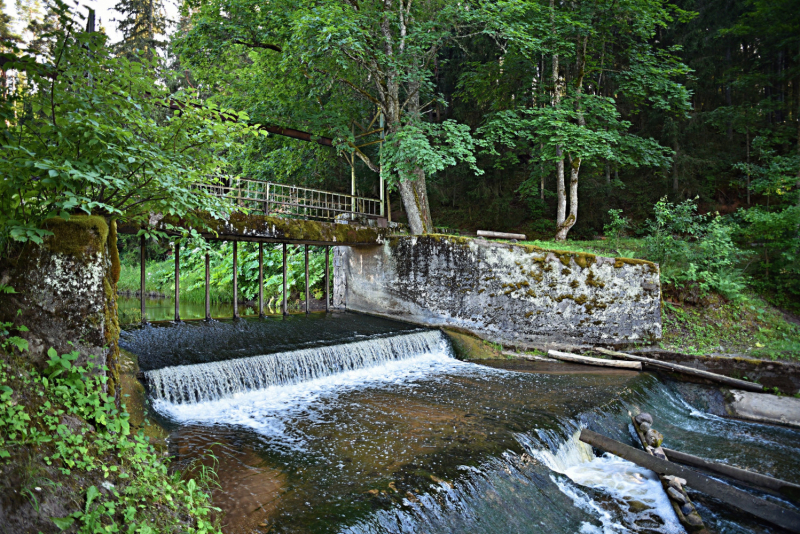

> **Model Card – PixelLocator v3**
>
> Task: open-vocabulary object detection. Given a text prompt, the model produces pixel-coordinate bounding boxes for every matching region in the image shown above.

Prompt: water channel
[120,313,800,534]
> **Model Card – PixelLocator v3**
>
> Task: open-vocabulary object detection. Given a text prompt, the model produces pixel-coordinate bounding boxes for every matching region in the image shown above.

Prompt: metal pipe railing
[195,177,383,222]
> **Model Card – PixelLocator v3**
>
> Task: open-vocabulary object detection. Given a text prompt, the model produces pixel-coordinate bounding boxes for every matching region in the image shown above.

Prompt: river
[120,314,800,533]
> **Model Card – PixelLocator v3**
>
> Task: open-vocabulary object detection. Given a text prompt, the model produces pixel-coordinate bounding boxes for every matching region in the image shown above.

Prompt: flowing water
[121,314,800,534]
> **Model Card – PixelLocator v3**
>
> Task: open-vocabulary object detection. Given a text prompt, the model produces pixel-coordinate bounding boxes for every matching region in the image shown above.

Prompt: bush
[643,197,747,301]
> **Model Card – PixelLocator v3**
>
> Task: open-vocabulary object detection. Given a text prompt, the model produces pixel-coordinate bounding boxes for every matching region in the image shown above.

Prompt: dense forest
[0,0,798,312]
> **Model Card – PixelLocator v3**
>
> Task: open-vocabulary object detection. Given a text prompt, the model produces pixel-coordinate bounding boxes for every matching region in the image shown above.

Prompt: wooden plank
[595,348,763,392]
[579,429,800,532]
[477,230,526,240]
[663,447,800,503]
[548,350,642,369]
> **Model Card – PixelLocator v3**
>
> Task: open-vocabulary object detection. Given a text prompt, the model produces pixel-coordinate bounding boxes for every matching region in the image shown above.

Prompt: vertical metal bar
[265,183,270,215]
[304,244,310,314]
[387,186,392,222]
[258,242,264,317]
[233,241,239,319]
[174,242,180,322]
[325,245,330,312]
[140,234,146,323]
[205,252,211,321]
[282,243,288,315]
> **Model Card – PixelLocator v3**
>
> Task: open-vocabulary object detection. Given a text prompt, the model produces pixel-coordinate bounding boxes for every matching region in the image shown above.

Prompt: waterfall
[144,329,451,404]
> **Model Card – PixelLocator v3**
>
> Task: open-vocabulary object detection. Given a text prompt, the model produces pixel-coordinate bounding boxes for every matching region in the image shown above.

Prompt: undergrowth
[0,348,221,533]
[660,295,800,360]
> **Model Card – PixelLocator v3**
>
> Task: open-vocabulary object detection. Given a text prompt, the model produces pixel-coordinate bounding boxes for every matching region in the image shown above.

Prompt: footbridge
[117,178,402,321]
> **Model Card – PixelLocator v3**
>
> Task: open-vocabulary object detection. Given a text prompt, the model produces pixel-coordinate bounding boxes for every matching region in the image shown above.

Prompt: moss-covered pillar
[0,215,121,400]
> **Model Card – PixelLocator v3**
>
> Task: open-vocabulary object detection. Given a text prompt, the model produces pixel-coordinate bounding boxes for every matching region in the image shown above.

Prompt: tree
[113,0,167,59]
[469,0,692,241]
[0,1,253,249]
[176,0,481,234]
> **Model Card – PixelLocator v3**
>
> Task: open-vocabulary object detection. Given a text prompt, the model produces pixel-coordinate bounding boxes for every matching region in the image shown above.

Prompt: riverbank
[0,348,218,533]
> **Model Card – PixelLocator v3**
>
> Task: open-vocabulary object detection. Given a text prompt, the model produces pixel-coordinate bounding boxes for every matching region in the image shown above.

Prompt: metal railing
[197,177,384,222]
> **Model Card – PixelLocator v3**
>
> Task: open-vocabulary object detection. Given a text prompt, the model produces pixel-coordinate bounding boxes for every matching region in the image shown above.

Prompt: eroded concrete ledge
[334,235,662,346]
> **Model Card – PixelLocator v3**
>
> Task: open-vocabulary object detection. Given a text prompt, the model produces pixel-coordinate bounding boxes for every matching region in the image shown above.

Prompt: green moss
[441,328,504,360]
[569,280,580,289]
[614,257,657,271]
[586,270,605,288]
[43,215,109,263]
[562,268,572,276]
[109,220,120,284]
[574,294,588,305]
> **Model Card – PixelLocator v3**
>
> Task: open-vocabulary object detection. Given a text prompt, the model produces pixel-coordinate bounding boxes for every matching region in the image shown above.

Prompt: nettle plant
[0,0,255,250]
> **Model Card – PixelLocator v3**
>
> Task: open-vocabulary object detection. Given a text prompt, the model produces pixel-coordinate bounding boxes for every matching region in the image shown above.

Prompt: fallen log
[594,348,763,392]
[477,230,527,240]
[663,447,800,503]
[579,429,800,532]
[547,350,642,370]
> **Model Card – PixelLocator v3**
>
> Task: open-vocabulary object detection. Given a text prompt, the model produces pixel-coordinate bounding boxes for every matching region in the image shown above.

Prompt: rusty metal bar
[258,243,264,317]
[304,245,310,314]
[205,252,211,320]
[232,241,239,319]
[325,246,330,312]
[174,242,180,322]
[140,234,146,323]
[282,243,288,315]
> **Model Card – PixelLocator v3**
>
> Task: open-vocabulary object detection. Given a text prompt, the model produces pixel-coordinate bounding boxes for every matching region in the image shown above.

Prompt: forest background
[1,0,799,344]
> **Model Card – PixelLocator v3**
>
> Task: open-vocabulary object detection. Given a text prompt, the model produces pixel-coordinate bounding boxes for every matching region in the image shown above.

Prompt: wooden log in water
[477,230,526,240]
[594,348,763,392]
[547,350,642,369]
[579,429,800,532]
[663,447,800,503]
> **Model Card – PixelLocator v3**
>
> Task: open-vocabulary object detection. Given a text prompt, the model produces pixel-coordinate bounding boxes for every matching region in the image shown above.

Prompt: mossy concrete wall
[0,215,121,398]
[334,235,662,346]
[119,212,401,246]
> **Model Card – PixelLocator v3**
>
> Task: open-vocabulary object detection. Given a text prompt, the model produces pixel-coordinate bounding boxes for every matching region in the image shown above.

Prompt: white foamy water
[152,350,475,447]
[146,330,450,404]
[529,431,684,533]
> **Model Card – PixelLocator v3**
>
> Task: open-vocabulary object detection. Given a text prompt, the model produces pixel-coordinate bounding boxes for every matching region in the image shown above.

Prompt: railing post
[325,245,330,312]
[140,234,146,323]
[205,252,211,321]
[304,245,310,314]
[282,243,288,315]
[258,242,264,317]
[265,183,270,215]
[174,242,180,322]
[232,241,239,319]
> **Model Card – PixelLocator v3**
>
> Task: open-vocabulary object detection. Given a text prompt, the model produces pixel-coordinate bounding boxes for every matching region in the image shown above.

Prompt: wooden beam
[595,348,763,392]
[305,245,310,314]
[282,243,287,315]
[663,447,800,503]
[174,242,180,322]
[579,429,800,532]
[548,350,642,369]
[477,230,527,240]
[232,241,239,319]
[204,252,211,321]
[140,234,146,323]
[258,243,264,317]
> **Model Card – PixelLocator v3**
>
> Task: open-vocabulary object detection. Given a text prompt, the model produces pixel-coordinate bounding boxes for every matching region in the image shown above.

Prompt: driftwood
[476,230,527,240]
[594,348,763,392]
[579,429,800,532]
[630,414,708,532]
[663,447,800,503]
[547,350,642,370]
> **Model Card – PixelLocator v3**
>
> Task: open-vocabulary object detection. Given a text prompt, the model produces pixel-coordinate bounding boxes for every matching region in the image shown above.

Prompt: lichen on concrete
[334,235,662,346]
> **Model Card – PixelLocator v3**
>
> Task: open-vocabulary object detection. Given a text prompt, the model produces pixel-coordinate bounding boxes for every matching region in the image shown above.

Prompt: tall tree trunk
[673,137,680,195]
[551,0,566,234]
[556,157,580,241]
[397,79,433,234]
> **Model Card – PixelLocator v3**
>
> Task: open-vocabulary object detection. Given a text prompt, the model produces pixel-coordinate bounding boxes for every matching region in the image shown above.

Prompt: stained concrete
[334,235,662,346]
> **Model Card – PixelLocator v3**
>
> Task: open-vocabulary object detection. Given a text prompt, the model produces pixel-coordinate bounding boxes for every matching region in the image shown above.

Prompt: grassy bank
[0,347,220,533]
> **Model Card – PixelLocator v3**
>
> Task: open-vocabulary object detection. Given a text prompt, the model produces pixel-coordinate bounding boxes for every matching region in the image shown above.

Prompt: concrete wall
[334,235,662,346]
[0,216,121,398]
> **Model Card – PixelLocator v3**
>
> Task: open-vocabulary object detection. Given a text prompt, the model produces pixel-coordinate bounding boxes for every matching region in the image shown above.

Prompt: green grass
[517,238,645,259]
[661,294,800,360]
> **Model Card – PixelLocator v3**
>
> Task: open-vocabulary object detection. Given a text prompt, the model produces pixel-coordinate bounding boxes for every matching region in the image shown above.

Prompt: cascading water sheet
[127,318,800,534]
